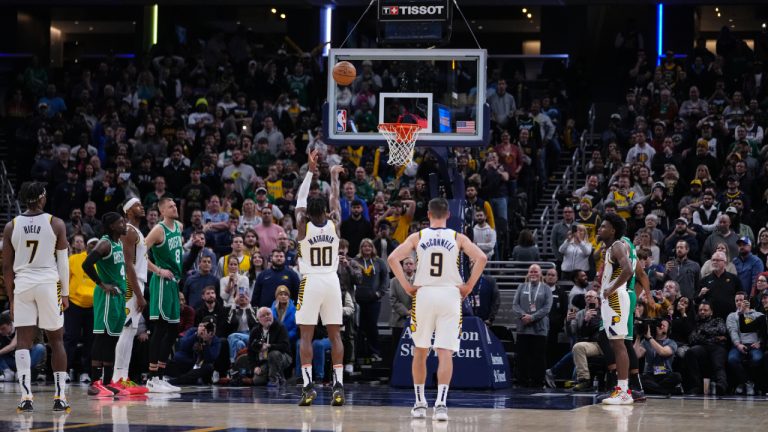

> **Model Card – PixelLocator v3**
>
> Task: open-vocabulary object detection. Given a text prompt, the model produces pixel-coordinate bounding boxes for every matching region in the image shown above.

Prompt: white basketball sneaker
[433,404,449,421]
[411,402,428,418]
[160,378,181,392]
[602,387,633,405]
[147,377,174,393]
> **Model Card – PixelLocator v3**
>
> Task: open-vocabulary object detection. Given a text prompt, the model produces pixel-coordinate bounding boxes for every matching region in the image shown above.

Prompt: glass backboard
[323,48,489,147]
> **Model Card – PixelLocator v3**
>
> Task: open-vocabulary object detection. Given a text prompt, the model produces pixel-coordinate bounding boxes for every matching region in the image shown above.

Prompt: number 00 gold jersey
[298,220,339,274]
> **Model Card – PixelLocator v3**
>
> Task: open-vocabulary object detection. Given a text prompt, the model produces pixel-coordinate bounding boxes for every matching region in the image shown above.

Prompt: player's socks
[53,371,68,400]
[103,366,114,386]
[16,349,32,400]
[92,366,104,382]
[617,379,629,393]
[436,384,449,406]
[301,365,313,387]
[114,327,137,381]
[113,366,128,382]
[414,384,427,405]
[332,365,344,386]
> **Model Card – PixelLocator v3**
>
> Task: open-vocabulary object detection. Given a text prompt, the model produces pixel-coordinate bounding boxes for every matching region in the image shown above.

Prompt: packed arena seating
[2,22,768,397]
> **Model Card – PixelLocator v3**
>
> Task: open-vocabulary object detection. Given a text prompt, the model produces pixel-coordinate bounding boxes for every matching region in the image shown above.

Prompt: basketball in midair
[332,61,357,86]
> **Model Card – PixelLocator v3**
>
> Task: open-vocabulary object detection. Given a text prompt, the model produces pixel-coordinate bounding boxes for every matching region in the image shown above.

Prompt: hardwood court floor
[2,382,767,431]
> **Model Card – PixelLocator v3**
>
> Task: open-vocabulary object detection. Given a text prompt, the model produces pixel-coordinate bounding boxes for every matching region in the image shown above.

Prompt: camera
[571,225,578,234]
[587,303,598,310]
[204,321,216,333]
[635,318,662,338]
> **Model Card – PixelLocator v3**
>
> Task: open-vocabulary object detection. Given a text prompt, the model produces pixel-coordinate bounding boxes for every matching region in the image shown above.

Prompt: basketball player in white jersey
[294,150,345,407]
[2,182,71,412]
[596,213,635,405]
[110,198,149,394]
[387,198,488,421]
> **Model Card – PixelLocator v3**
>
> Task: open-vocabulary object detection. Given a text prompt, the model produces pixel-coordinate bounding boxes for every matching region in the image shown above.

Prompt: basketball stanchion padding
[377,123,422,166]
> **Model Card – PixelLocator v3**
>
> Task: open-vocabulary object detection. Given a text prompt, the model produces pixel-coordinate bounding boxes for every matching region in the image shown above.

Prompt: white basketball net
[378,123,422,166]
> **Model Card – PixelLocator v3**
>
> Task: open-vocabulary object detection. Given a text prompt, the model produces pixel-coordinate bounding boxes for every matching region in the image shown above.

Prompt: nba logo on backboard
[336,109,347,132]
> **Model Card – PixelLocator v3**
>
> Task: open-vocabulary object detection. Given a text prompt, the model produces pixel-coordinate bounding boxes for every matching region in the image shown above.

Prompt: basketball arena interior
[1,0,768,430]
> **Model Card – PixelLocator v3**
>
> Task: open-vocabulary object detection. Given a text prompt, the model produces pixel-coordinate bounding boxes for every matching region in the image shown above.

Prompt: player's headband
[123,198,141,214]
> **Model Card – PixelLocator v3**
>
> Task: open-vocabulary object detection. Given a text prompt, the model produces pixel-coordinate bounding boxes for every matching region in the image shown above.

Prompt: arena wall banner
[391,316,511,389]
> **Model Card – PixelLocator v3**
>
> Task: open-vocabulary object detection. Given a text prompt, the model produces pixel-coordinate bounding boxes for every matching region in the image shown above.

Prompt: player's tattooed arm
[604,241,633,298]
[329,165,344,235]
[456,233,488,298]
[296,150,319,241]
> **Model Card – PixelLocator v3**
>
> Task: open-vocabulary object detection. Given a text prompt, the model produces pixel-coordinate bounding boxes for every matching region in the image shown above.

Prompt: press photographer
[167,316,222,386]
[633,318,682,395]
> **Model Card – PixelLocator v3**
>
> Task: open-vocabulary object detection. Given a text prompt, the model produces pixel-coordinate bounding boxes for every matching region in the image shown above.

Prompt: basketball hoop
[378,123,422,166]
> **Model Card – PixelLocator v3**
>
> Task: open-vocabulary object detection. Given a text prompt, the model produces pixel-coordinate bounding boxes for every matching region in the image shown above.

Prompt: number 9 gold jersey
[413,228,463,288]
[297,221,339,274]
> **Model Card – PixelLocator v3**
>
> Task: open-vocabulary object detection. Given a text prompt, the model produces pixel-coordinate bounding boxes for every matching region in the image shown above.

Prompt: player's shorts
[149,274,180,323]
[295,273,342,325]
[93,286,126,337]
[13,282,64,330]
[601,287,630,340]
[124,281,145,329]
[410,285,462,352]
[625,290,637,341]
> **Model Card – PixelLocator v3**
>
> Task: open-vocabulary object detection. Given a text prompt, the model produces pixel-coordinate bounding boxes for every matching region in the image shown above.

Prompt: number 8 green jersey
[151,221,183,278]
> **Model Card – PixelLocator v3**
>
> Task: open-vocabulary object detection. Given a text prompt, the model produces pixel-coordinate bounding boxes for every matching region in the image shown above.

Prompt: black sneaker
[52,398,71,412]
[331,383,345,406]
[298,383,317,406]
[571,379,594,392]
[16,399,34,413]
[630,389,646,402]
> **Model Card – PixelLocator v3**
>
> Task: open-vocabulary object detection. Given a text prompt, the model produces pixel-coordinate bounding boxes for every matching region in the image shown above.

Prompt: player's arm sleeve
[296,171,313,209]
[56,249,70,296]
[82,250,104,285]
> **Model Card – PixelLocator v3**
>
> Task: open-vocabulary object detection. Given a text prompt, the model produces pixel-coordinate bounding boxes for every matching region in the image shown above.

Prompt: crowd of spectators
[3,22,768,396]
[539,27,768,395]
[2,28,561,386]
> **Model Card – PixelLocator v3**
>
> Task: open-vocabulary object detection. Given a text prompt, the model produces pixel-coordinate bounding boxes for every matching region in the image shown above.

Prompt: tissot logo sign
[379,1,448,21]
[382,5,444,16]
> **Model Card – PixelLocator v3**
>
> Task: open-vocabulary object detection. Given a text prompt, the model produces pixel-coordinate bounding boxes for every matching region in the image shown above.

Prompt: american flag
[456,121,475,133]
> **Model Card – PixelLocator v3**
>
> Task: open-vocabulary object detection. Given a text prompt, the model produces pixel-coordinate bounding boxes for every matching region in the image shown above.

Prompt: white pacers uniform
[10,213,63,330]
[600,240,631,339]
[124,223,147,329]
[412,228,463,352]
[295,220,343,325]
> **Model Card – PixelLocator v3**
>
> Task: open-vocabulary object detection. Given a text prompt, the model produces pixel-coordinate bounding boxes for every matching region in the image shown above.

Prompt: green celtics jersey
[621,236,637,293]
[97,236,126,293]
[151,221,183,279]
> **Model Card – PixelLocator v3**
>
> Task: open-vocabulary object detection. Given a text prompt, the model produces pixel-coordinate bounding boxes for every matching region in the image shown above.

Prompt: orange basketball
[332,61,357,86]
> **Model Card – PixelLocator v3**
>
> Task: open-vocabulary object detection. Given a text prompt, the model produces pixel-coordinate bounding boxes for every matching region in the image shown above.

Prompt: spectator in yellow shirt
[64,235,97,383]
[383,199,416,244]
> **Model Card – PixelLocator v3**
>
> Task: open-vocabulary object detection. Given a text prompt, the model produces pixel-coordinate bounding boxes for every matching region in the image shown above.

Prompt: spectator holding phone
[220,256,250,308]
[558,224,592,281]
